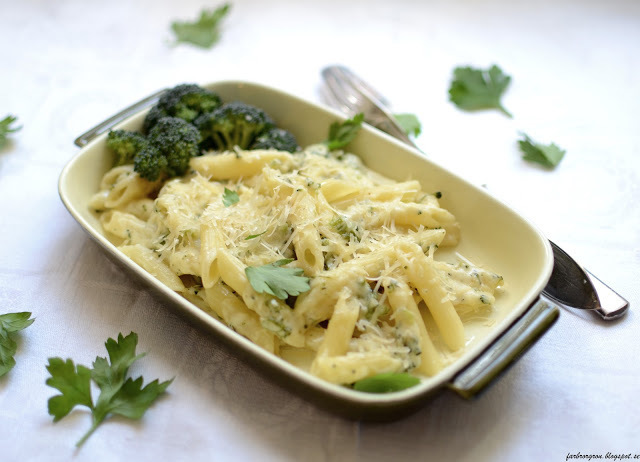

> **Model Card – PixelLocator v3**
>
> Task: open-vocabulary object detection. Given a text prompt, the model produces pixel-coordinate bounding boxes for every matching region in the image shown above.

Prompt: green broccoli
[133,147,167,182]
[106,129,148,166]
[195,101,274,151]
[142,105,168,135]
[250,127,299,153]
[134,117,201,181]
[143,83,222,133]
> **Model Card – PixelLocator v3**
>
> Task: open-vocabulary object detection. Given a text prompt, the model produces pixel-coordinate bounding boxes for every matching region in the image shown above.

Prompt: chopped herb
[46,332,173,447]
[261,318,291,337]
[330,215,361,242]
[222,187,239,207]
[434,191,442,199]
[245,259,310,300]
[353,373,420,393]
[326,113,364,150]
[448,65,512,117]
[393,113,422,137]
[0,115,21,149]
[245,231,267,240]
[518,133,566,168]
[0,312,35,377]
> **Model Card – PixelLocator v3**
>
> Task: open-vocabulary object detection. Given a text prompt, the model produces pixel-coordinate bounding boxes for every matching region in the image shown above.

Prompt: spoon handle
[547,241,629,321]
[585,268,629,320]
[73,88,167,147]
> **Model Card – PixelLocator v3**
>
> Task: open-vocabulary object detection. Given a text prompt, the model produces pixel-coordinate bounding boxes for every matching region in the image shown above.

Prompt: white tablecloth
[1,1,638,460]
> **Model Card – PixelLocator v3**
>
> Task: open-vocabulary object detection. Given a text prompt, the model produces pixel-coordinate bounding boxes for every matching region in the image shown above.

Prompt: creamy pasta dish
[90,143,503,386]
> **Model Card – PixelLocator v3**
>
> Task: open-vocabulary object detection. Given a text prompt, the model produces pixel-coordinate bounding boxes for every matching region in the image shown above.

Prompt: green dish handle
[448,297,559,399]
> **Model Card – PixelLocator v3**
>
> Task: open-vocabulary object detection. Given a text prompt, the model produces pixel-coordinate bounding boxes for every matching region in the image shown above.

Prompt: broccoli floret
[159,84,221,122]
[149,117,201,176]
[250,127,299,153]
[106,130,148,166]
[134,147,167,182]
[142,105,168,135]
[143,84,222,133]
[134,117,201,181]
[195,101,274,151]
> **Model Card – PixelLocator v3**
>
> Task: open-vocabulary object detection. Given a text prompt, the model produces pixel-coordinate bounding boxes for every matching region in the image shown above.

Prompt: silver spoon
[321,64,629,321]
[545,242,628,320]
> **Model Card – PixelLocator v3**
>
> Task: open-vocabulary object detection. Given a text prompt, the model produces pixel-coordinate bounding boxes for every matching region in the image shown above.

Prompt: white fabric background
[1,0,638,460]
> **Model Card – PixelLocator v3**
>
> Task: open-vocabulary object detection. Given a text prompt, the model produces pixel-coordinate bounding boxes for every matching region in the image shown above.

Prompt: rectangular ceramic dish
[59,80,558,420]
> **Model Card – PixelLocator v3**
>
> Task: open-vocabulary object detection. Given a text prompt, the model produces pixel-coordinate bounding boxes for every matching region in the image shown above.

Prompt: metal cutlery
[321,64,629,321]
[321,66,418,149]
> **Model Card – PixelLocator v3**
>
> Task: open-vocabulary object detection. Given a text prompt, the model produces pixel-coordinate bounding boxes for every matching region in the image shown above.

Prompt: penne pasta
[92,139,503,387]
[204,282,277,354]
[190,150,291,180]
[385,279,442,376]
[399,243,466,351]
[120,244,185,292]
[199,223,223,289]
[289,191,324,276]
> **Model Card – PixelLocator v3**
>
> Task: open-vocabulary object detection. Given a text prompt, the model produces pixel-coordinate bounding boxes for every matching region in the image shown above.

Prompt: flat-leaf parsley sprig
[518,132,566,168]
[393,113,422,138]
[245,259,311,300]
[0,311,35,377]
[353,372,420,393]
[325,113,364,150]
[46,332,173,447]
[448,65,513,118]
[222,187,239,207]
[0,115,21,149]
[171,3,231,49]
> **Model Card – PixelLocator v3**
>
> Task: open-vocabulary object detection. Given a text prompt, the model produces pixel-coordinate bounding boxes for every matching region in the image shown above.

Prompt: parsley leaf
[518,133,566,168]
[448,65,513,117]
[46,332,172,447]
[353,373,420,393]
[0,115,21,149]
[91,333,146,406]
[393,113,422,137]
[222,187,239,207]
[0,311,35,333]
[45,358,93,420]
[0,312,34,377]
[245,259,310,300]
[171,4,231,49]
[101,376,172,419]
[326,113,364,150]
